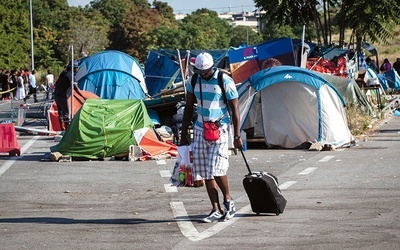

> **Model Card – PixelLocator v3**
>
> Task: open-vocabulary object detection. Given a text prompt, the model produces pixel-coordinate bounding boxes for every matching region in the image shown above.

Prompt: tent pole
[70,45,74,122]
[301,25,305,68]
[176,49,186,94]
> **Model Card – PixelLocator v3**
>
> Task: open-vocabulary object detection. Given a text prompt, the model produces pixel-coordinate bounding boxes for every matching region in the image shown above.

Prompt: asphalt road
[0,98,399,249]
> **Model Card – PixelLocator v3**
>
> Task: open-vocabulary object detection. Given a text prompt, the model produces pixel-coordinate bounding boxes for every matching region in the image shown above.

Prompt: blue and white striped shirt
[186,69,238,129]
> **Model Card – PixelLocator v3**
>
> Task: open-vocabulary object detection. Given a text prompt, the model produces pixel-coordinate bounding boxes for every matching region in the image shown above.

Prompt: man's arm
[228,98,243,150]
[179,91,195,145]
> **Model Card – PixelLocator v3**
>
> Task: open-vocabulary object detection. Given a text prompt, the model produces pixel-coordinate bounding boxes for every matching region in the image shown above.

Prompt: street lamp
[29,0,34,70]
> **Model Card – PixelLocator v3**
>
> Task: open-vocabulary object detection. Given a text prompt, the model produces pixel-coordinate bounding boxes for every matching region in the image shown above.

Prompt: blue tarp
[76,50,147,99]
[144,49,228,97]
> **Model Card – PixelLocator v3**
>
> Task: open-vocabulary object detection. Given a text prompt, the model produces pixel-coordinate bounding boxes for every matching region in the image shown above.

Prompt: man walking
[180,52,243,223]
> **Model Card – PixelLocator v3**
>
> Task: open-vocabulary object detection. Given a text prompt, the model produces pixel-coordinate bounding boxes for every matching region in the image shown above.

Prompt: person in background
[366,57,379,73]
[24,70,38,103]
[9,70,18,100]
[45,69,55,99]
[16,70,26,100]
[380,58,392,73]
[179,52,243,223]
[54,61,79,130]
[1,69,10,101]
[392,58,400,75]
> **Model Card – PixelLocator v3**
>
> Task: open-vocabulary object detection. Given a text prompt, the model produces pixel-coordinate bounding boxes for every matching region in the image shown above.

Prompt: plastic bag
[170,144,204,187]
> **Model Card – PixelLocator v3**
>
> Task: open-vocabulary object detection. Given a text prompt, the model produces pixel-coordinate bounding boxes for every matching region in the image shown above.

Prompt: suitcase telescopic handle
[240,150,252,175]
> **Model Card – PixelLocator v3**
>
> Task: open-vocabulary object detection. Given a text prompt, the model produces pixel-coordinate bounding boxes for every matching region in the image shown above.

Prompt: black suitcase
[241,150,287,215]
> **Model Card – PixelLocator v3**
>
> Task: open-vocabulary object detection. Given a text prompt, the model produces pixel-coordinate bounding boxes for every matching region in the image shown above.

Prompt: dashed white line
[159,170,171,178]
[156,160,167,165]
[164,184,178,193]
[298,167,318,175]
[279,181,297,190]
[318,155,335,162]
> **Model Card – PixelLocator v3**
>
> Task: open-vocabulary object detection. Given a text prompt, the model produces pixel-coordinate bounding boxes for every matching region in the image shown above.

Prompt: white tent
[238,66,354,148]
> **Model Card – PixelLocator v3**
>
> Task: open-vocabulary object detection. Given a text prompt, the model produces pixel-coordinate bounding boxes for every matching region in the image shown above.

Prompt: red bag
[203,121,220,141]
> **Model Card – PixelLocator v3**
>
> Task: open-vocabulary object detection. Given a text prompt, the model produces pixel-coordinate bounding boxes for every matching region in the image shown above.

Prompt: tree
[180,9,232,49]
[0,0,30,69]
[230,26,263,47]
[337,0,400,52]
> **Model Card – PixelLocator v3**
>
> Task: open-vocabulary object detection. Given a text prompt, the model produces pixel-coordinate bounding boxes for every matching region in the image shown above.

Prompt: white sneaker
[222,200,236,220]
[202,209,223,223]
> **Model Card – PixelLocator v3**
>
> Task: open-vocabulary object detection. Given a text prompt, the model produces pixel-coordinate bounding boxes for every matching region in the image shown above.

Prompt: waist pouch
[203,121,221,141]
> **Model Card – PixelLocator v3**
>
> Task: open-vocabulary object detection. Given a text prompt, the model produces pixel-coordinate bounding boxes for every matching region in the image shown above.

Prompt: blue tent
[237,66,353,148]
[382,69,400,90]
[144,49,228,97]
[75,50,147,99]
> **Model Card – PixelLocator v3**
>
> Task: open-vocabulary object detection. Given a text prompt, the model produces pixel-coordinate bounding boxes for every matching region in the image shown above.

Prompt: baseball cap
[194,52,214,74]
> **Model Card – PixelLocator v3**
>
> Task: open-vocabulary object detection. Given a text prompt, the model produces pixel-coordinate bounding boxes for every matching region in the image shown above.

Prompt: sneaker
[202,209,223,223]
[222,200,236,220]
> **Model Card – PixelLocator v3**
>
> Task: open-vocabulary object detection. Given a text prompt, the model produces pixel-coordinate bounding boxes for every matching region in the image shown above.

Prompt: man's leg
[214,175,233,202]
[205,179,222,212]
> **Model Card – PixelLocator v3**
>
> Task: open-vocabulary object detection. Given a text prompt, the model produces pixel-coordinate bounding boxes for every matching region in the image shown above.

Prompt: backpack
[190,70,227,104]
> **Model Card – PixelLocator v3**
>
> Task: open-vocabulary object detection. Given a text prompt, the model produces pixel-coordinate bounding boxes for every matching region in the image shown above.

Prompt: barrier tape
[0,87,16,95]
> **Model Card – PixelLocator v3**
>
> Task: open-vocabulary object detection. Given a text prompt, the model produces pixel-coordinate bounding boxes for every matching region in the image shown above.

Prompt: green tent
[316,73,374,116]
[52,98,153,159]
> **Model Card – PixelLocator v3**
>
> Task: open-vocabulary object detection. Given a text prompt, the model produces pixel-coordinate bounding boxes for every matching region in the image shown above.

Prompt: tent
[75,50,147,99]
[144,49,228,97]
[382,69,400,91]
[238,66,354,148]
[316,72,375,116]
[51,98,176,160]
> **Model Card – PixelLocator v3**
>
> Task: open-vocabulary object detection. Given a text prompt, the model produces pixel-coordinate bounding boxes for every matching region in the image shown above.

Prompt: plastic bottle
[240,130,247,151]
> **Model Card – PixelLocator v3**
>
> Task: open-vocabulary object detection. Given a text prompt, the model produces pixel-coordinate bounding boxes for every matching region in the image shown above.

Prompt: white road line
[170,201,252,242]
[160,170,171,178]
[164,184,178,193]
[0,136,39,177]
[298,167,318,175]
[279,181,297,190]
[318,155,335,162]
[156,160,167,165]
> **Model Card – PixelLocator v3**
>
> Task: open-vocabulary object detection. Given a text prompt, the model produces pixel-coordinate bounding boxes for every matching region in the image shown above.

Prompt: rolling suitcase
[241,150,287,215]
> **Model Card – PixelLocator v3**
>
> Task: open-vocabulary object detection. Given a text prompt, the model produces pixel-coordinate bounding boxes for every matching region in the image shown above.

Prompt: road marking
[171,201,252,242]
[298,167,318,175]
[156,160,167,165]
[159,170,171,178]
[0,136,39,177]
[164,184,178,193]
[318,155,335,162]
[279,181,297,190]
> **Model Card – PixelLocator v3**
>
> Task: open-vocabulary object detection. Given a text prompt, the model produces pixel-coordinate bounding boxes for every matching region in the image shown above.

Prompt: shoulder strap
[191,73,198,90]
[217,71,227,104]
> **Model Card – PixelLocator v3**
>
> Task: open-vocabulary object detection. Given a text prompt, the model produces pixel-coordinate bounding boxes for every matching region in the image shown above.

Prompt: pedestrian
[380,58,392,73]
[9,70,18,100]
[366,57,379,73]
[392,58,400,75]
[179,52,243,223]
[54,61,79,130]
[24,70,38,103]
[16,71,26,100]
[45,69,55,99]
[1,69,10,101]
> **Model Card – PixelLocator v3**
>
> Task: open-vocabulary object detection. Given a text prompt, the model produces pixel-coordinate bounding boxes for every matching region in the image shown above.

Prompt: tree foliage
[254,0,400,49]
[2,0,400,72]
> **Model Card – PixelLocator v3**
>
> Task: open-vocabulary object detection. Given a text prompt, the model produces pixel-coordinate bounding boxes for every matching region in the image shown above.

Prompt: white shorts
[192,126,229,180]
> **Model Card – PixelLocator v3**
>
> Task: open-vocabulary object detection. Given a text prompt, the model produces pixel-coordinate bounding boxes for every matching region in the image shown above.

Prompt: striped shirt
[186,69,238,129]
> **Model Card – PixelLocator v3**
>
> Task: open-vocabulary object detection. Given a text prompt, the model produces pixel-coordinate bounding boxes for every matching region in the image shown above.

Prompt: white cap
[194,52,214,74]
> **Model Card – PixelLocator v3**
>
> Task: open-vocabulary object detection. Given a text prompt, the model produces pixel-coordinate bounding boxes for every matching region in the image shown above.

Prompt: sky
[67,0,257,14]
